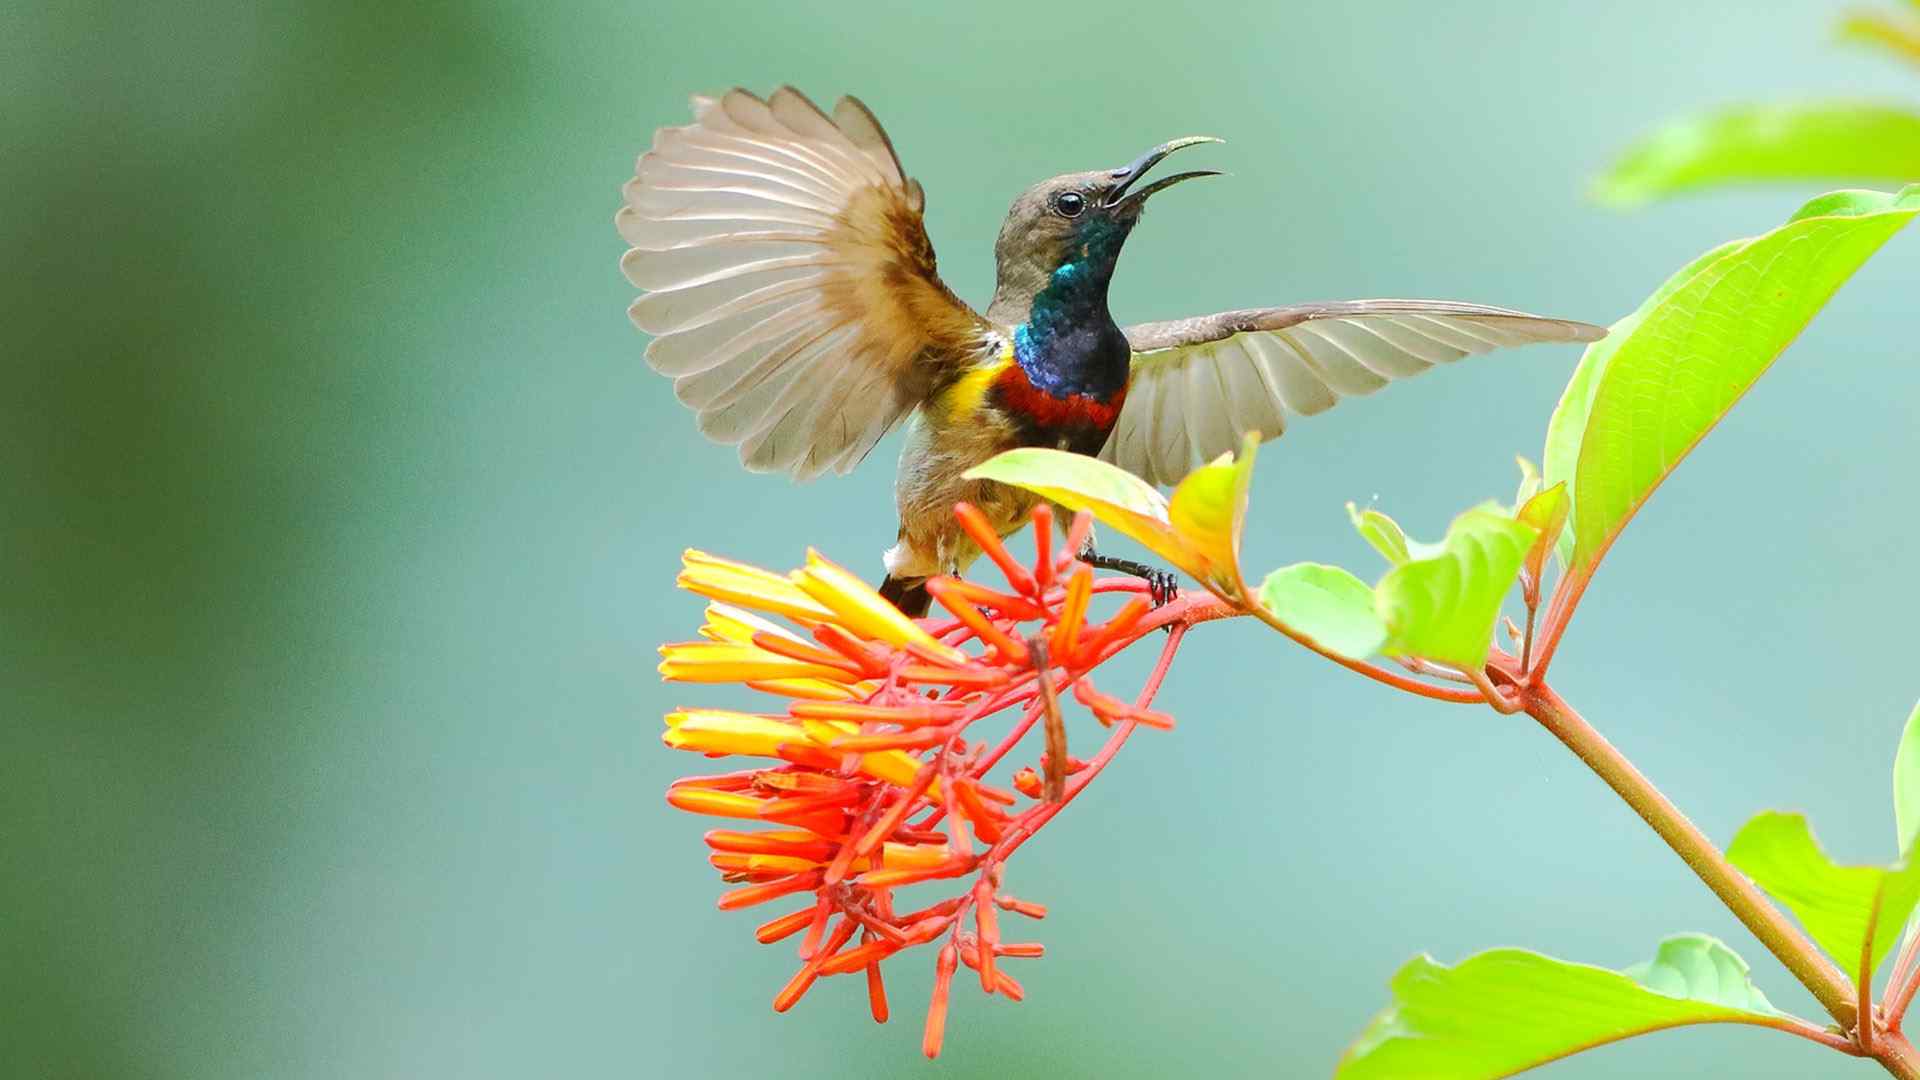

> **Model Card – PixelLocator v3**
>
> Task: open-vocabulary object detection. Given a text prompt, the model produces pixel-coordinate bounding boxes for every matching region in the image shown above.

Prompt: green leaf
[1895,701,1920,853]
[965,434,1260,598]
[1346,502,1411,565]
[1375,509,1537,669]
[1337,935,1788,1080]
[1514,482,1569,591]
[1257,563,1386,659]
[1164,432,1261,597]
[1568,186,1920,579]
[1540,238,1746,568]
[1594,103,1920,207]
[1512,455,1542,509]
[1727,810,1920,982]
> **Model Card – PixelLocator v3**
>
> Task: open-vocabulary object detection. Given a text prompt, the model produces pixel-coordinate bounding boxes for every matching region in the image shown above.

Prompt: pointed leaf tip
[1374,508,1536,670]
[1554,188,1919,588]
[1347,502,1412,566]
[1727,809,1920,982]
[1337,935,1788,1079]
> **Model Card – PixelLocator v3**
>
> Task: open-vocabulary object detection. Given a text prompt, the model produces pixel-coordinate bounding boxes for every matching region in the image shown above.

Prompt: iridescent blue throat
[1010,219,1132,401]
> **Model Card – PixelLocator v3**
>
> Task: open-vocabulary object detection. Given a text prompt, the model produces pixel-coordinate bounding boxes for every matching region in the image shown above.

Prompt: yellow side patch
[937,343,1014,423]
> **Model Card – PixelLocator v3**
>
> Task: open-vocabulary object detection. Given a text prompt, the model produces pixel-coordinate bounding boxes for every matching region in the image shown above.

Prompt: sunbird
[618,87,1604,614]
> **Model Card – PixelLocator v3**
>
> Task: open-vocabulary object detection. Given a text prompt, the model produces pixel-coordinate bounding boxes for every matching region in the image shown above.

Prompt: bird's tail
[878,574,932,618]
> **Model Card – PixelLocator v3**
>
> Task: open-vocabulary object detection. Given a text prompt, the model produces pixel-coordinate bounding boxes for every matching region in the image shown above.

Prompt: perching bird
[618,87,1604,615]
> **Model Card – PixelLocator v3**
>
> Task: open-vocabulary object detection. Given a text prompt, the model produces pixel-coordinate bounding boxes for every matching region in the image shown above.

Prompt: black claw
[1078,546,1180,609]
[1146,568,1178,608]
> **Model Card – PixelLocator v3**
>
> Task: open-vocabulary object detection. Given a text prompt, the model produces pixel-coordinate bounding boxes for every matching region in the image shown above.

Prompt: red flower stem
[972,698,1047,782]
[960,586,1226,788]
[1523,683,1861,1034]
[986,625,1186,866]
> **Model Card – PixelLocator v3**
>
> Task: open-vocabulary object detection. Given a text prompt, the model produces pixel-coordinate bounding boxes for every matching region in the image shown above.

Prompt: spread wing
[1103,300,1607,485]
[619,87,991,480]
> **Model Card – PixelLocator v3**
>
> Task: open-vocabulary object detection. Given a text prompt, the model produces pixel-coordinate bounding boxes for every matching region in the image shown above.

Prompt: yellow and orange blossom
[658,505,1196,1057]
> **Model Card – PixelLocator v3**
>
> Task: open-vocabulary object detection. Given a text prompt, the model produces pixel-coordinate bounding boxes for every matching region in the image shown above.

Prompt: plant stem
[1878,1032,1920,1079]
[1523,683,1860,1032]
[1891,953,1920,1029]
[1242,600,1488,703]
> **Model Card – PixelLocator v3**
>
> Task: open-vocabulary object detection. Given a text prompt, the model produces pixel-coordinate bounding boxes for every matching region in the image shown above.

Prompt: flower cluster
[658,505,1195,1057]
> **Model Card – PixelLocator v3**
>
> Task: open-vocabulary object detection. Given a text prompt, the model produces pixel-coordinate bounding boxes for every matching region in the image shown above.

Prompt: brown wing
[1104,300,1607,485]
[618,87,991,480]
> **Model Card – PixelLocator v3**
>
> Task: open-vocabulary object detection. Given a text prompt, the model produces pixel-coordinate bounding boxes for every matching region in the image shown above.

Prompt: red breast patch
[991,363,1125,432]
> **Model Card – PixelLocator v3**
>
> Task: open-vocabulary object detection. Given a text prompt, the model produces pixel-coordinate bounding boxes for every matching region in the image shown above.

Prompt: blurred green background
[8,1,1918,1076]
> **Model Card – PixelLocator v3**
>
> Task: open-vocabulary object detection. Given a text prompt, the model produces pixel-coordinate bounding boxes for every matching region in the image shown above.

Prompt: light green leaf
[1338,935,1789,1080]
[1727,810,1920,982]
[1568,186,1920,579]
[1512,456,1542,509]
[1165,432,1261,597]
[1515,482,1569,591]
[1595,103,1920,207]
[1375,509,1537,669]
[1257,563,1386,659]
[1539,238,1746,567]
[1896,700,1920,853]
[965,434,1259,599]
[1894,701,1920,996]
[1346,502,1411,565]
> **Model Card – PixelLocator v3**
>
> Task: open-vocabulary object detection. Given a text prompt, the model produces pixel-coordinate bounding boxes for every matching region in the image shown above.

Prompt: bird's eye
[1054,191,1086,218]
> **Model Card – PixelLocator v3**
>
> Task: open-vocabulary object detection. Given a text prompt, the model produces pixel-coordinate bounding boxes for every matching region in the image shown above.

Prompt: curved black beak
[1105,135,1224,208]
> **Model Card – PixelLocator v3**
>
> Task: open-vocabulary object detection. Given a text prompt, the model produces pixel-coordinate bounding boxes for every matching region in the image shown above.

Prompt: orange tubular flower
[657,505,1205,1058]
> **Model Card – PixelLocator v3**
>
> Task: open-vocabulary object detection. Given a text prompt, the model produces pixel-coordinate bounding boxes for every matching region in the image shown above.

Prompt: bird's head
[986,136,1221,323]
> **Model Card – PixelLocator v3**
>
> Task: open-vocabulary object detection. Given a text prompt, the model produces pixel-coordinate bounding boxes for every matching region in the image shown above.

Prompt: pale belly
[883,409,1043,581]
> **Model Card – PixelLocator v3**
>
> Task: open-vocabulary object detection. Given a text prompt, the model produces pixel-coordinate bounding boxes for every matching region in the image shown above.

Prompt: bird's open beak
[1105,135,1224,208]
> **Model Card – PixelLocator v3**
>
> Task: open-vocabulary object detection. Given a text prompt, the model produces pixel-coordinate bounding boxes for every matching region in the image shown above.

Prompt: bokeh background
[8,0,1918,1076]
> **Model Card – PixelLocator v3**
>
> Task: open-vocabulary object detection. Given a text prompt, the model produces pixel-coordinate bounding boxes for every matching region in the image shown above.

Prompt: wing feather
[1105,300,1606,485]
[646,298,820,378]
[630,268,827,336]
[619,86,989,478]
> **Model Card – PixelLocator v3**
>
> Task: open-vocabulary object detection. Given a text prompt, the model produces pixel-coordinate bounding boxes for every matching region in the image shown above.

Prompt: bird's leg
[1077,544,1179,607]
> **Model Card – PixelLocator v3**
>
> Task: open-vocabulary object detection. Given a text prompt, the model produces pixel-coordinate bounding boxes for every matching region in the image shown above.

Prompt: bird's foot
[1077,546,1179,607]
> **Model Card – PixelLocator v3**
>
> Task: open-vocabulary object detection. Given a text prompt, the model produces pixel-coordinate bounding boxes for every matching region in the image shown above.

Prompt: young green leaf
[1594,104,1920,207]
[1256,563,1386,659]
[1896,700,1920,853]
[964,433,1260,598]
[1165,432,1260,597]
[1514,482,1569,592]
[1727,810,1920,982]
[965,446,1178,555]
[1567,186,1920,582]
[1337,935,1790,1079]
[1346,502,1412,565]
[1512,455,1542,509]
[1374,509,1536,670]
[1539,237,1747,568]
